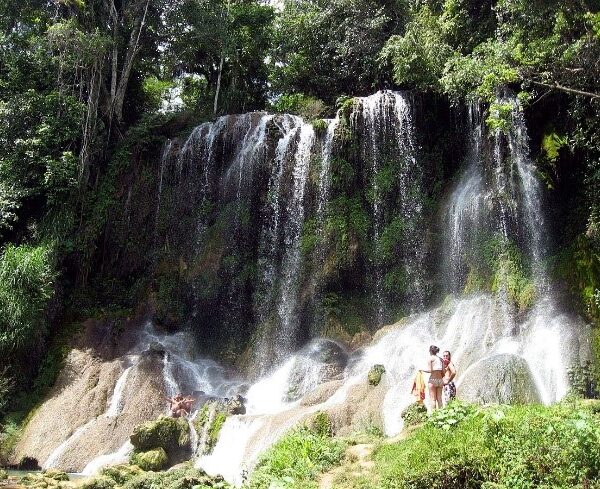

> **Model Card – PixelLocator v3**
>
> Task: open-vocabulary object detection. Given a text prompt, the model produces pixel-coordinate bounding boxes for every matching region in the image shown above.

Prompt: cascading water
[352,91,424,323]
[27,92,592,484]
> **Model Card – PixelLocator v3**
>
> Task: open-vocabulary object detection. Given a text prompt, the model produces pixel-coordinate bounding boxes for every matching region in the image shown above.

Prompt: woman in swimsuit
[422,345,444,412]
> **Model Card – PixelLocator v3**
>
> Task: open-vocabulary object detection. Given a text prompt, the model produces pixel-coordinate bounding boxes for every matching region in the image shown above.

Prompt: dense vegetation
[0,0,599,461]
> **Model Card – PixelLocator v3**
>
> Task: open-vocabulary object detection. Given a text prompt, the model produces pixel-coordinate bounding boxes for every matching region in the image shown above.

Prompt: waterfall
[31,92,592,482]
[351,91,424,323]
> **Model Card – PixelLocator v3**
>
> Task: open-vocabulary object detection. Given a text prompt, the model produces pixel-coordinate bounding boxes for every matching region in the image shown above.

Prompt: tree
[270,0,405,104]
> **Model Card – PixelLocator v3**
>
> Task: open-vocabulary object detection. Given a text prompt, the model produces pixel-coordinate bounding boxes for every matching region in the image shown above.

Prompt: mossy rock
[19,470,71,487]
[459,354,540,404]
[43,469,69,482]
[130,448,168,471]
[120,465,225,489]
[368,364,386,386]
[0,469,7,480]
[130,415,190,452]
[194,403,228,454]
[100,464,143,485]
[80,475,118,489]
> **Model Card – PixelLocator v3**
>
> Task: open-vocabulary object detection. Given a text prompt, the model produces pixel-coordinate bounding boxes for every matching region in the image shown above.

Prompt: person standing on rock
[442,350,457,406]
[421,345,444,413]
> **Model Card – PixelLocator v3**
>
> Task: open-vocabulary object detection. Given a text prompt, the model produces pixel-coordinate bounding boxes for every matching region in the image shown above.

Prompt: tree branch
[529,80,600,100]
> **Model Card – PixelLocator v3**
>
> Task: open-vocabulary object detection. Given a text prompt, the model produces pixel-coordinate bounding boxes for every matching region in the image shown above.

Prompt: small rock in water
[368,364,386,386]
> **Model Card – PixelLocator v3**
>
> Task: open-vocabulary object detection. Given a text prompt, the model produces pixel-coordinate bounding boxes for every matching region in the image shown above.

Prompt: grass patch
[248,424,346,489]
[359,402,600,489]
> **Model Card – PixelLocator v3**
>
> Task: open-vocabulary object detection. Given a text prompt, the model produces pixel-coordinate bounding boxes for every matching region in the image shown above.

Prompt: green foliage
[428,400,480,431]
[568,361,600,400]
[0,469,6,480]
[367,364,385,386]
[0,418,21,465]
[271,94,327,119]
[542,131,569,163]
[163,0,275,114]
[486,102,515,133]
[554,234,600,326]
[381,6,453,91]
[142,77,175,112]
[248,425,346,489]
[271,0,402,104]
[369,403,600,489]
[130,448,168,471]
[0,243,55,355]
[310,411,332,437]
[400,402,427,427]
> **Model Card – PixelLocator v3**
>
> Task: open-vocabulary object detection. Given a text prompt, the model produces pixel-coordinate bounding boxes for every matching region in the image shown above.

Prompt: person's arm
[447,363,456,382]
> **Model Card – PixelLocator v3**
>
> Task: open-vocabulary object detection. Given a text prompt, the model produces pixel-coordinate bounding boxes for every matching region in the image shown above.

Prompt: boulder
[458,354,541,404]
[130,448,168,471]
[130,415,190,454]
[285,339,348,402]
[367,364,385,386]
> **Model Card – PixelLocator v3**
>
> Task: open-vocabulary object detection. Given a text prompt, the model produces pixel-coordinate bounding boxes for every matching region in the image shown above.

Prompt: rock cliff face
[12,319,166,472]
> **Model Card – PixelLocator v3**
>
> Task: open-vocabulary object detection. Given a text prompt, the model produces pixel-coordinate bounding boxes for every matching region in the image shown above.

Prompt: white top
[431,355,443,371]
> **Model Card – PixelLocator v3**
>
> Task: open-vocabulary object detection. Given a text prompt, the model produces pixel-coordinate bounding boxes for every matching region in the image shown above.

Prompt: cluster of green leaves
[0,244,55,356]
[400,402,427,428]
[270,0,404,105]
[427,399,480,431]
[248,423,346,489]
[383,1,600,103]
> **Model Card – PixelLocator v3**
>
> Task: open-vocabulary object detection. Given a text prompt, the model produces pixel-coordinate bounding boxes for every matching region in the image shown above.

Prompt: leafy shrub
[0,243,55,355]
[400,402,427,427]
[428,400,481,431]
[270,93,326,119]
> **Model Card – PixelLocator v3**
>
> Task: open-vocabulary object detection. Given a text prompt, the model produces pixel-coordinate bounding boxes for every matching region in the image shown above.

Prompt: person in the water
[442,350,457,406]
[422,345,444,412]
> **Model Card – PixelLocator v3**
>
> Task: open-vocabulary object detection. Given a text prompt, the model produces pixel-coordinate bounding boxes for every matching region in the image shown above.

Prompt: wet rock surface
[458,354,541,404]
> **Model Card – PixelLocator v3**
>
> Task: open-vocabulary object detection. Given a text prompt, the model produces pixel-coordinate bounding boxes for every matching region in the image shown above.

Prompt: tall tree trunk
[214,53,224,115]
[113,0,150,125]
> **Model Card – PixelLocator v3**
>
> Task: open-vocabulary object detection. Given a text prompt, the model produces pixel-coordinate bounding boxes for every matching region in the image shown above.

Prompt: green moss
[337,96,357,121]
[194,403,228,452]
[121,464,226,489]
[81,475,117,489]
[208,412,227,449]
[130,448,168,471]
[367,364,385,386]
[0,469,7,480]
[554,234,600,327]
[100,464,144,485]
[491,252,536,311]
[301,217,319,257]
[130,415,189,452]
[311,118,328,136]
